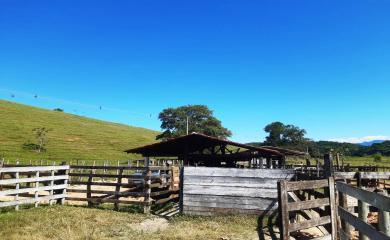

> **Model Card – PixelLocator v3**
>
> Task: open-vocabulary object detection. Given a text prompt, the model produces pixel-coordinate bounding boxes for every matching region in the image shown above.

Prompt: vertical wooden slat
[114,168,123,211]
[378,190,390,236]
[328,177,337,240]
[358,200,369,240]
[14,171,19,211]
[278,180,289,240]
[143,157,151,214]
[49,169,55,205]
[34,171,39,208]
[87,171,93,207]
[339,181,353,237]
[61,167,68,205]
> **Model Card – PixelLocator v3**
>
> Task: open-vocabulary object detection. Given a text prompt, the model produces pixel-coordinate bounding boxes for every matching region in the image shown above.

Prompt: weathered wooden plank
[288,192,330,235]
[66,189,146,197]
[183,200,276,210]
[183,167,294,178]
[69,173,165,180]
[289,216,331,232]
[183,175,280,188]
[0,165,69,173]
[70,165,170,171]
[65,197,147,205]
[0,175,69,185]
[359,172,390,180]
[334,172,357,180]
[287,198,330,211]
[0,194,66,207]
[183,205,267,215]
[183,185,277,198]
[312,235,332,240]
[285,179,329,191]
[183,194,275,206]
[336,182,390,211]
[338,207,390,240]
[0,184,67,197]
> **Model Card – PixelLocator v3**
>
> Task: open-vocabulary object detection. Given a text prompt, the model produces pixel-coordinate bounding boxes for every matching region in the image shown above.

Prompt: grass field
[0,205,260,240]
[0,100,158,163]
[287,155,390,167]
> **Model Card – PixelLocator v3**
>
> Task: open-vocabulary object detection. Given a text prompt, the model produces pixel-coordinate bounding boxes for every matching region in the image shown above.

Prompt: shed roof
[125,132,305,157]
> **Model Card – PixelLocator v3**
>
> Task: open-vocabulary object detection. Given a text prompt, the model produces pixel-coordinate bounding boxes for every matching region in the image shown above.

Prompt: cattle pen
[0,134,389,240]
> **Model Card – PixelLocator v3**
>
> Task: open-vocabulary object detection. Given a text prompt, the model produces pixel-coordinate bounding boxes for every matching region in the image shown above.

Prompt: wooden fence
[337,181,390,240]
[181,167,295,216]
[67,164,179,213]
[278,177,337,240]
[0,165,69,210]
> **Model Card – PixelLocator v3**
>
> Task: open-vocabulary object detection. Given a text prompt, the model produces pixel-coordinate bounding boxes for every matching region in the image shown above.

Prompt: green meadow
[0,100,158,164]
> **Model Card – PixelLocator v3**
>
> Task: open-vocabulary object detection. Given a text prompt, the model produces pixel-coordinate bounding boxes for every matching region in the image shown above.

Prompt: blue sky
[1,0,390,143]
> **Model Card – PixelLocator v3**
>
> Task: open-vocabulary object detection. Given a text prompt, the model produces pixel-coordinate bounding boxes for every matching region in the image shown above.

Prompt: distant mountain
[358,140,385,147]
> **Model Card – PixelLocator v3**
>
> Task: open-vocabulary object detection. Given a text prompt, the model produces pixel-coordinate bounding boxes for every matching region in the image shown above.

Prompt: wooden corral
[278,178,337,240]
[181,167,295,216]
[277,177,390,240]
[66,163,179,213]
[0,165,69,209]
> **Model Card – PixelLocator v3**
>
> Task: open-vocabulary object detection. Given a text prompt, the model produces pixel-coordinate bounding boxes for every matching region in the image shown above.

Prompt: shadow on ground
[256,200,280,240]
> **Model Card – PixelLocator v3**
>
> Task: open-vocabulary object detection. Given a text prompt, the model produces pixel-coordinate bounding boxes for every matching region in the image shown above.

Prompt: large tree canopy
[264,122,308,150]
[156,105,232,140]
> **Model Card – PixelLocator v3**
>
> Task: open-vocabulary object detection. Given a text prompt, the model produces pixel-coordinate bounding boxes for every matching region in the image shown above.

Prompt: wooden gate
[277,177,337,240]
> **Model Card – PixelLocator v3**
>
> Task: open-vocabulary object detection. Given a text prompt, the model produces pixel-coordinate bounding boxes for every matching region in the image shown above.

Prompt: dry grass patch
[0,205,261,240]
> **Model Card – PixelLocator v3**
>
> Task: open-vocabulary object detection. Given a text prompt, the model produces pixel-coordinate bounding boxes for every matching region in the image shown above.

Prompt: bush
[53,108,63,112]
[373,153,382,162]
[22,143,46,152]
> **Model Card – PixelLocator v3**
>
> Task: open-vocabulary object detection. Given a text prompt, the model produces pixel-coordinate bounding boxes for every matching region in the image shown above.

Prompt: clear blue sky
[1,0,390,143]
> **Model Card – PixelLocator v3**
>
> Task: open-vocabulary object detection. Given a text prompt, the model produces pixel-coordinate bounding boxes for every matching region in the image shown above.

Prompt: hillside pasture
[0,100,158,163]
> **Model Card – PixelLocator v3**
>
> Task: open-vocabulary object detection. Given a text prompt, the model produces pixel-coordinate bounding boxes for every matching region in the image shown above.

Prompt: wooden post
[378,190,390,236]
[114,168,123,211]
[328,177,337,240]
[87,171,93,207]
[278,180,289,240]
[15,171,19,211]
[266,157,272,169]
[35,171,39,207]
[339,181,353,237]
[358,200,369,240]
[316,159,320,178]
[61,164,68,205]
[324,153,334,178]
[143,157,151,214]
[49,168,55,205]
[335,153,340,171]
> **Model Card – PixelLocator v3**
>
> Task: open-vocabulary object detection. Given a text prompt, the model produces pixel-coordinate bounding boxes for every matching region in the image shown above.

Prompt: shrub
[373,153,382,162]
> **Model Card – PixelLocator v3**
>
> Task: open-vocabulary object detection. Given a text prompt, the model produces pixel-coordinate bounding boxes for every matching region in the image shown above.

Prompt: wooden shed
[125,132,305,168]
[125,133,306,215]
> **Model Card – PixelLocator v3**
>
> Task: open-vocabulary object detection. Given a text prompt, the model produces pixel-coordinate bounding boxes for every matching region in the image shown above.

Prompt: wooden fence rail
[336,181,390,240]
[67,164,180,213]
[278,177,337,240]
[0,165,69,210]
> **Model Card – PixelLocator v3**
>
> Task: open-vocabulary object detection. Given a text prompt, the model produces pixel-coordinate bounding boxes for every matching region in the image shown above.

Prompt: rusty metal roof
[125,132,304,157]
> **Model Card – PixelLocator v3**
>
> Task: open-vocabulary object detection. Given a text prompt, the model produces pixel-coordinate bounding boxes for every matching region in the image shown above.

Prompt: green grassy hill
[0,100,159,163]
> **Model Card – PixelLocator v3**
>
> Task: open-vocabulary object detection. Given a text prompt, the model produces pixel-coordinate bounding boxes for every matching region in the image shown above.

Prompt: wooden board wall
[182,167,295,216]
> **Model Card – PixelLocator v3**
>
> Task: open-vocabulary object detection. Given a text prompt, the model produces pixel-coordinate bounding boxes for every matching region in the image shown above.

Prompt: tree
[373,153,382,162]
[156,105,232,140]
[32,127,51,152]
[264,122,308,150]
